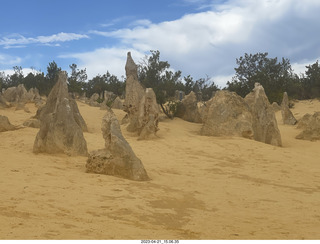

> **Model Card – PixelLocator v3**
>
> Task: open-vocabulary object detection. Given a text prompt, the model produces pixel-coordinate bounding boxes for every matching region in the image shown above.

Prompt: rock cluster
[123,52,159,139]
[201,83,282,146]
[27,88,43,107]
[86,108,149,181]
[84,91,122,110]
[33,71,88,156]
[3,84,29,111]
[2,84,28,104]
[1,85,44,109]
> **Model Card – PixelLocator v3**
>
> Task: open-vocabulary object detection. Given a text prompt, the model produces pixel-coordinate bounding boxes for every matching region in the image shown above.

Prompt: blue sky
[1,0,320,87]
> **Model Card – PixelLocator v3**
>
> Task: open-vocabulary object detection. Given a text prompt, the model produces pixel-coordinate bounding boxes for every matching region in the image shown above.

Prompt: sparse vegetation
[1,51,320,105]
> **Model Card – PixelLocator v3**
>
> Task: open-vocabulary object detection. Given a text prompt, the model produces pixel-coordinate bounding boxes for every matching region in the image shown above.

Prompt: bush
[96,97,103,103]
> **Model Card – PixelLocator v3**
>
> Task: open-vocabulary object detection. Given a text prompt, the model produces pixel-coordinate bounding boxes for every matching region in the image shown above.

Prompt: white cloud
[292,58,320,76]
[89,30,110,37]
[0,68,40,77]
[130,19,152,27]
[36,32,88,43]
[212,74,234,88]
[0,32,89,48]
[61,0,320,87]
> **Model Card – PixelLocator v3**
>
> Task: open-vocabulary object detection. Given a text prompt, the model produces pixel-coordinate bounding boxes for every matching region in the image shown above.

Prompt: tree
[85,74,106,98]
[68,63,87,95]
[8,66,24,87]
[227,52,295,103]
[44,61,61,95]
[23,72,36,90]
[303,60,320,98]
[138,50,182,118]
[184,75,195,95]
[46,61,61,80]
[85,71,124,98]
[23,71,46,94]
[194,76,219,101]
[0,71,6,90]
[104,71,125,97]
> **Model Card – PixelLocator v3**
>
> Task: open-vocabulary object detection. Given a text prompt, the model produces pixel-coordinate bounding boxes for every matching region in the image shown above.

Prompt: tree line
[0,62,125,98]
[227,52,320,103]
[1,50,320,106]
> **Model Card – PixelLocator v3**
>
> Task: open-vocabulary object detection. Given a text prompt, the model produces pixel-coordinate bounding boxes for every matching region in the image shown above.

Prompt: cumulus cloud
[62,0,320,87]
[0,32,89,49]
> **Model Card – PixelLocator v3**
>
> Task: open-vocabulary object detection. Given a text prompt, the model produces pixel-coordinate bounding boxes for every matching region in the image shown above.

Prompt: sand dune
[0,99,320,240]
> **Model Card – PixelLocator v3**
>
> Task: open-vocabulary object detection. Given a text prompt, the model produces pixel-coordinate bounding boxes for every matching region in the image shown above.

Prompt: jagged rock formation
[123,52,159,139]
[2,84,28,111]
[100,99,112,110]
[137,88,160,139]
[296,112,320,141]
[88,93,100,107]
[86,108,149,181]
[124,52,146,132]
[26,88,37,101]
[201,90,254,138]
[245,83,282,146]
[200,98,215,123]
[198,102,208,123]
[3,84,28,104]
[281,92,297,125]
[100,91,117,110]
[99,101,109,110]
[201,84,282,147]
[111,96,124,109]
[176,91,202,123]
[104,91,116,102]
[1,85,43,109]
[0,93,10,108]
[33,71,88,156]
[0,115,16,132]
[272,102,281,112]
[27,88,43,107]
[70,98,88,132]
[24,93,87,132]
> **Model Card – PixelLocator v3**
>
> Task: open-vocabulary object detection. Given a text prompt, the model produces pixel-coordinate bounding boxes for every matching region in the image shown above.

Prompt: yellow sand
[0,100,319,240]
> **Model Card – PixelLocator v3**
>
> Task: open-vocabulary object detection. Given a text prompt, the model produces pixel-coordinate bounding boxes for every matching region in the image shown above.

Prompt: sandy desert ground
[0,99,320,240]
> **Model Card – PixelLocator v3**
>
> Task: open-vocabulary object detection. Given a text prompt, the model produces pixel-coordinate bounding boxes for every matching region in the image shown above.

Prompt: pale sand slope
[0,100,319,240]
